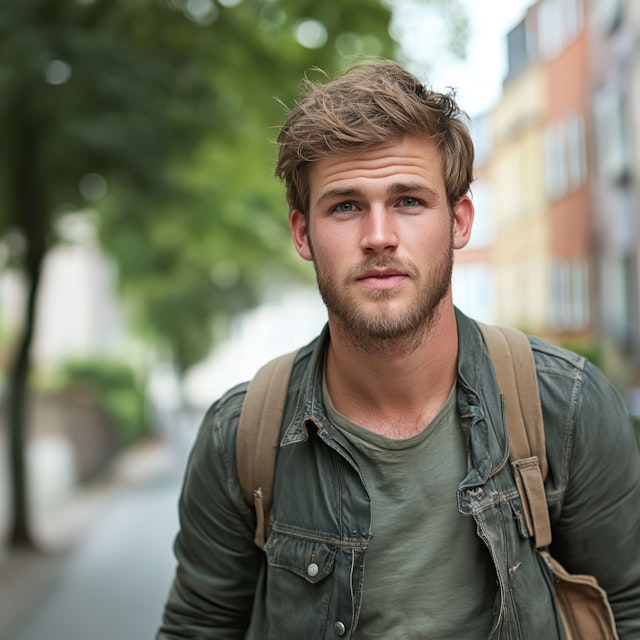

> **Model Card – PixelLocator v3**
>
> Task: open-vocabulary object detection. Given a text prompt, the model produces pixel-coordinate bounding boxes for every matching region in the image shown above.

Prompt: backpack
[236,323,618,640]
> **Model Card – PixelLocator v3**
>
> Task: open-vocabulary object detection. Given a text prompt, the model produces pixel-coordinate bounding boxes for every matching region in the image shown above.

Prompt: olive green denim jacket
[157,309,640,639]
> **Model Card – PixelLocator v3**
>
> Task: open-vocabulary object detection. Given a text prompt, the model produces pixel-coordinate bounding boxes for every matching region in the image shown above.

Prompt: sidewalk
[0,437,177,639]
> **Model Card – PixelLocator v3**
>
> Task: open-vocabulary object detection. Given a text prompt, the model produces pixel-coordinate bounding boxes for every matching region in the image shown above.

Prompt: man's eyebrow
[316,182,438,204]
[316,187,363,205]
[388,181,438,197]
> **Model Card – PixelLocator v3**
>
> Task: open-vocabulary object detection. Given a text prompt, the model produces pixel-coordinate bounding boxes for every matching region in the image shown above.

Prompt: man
[157,61,640,639]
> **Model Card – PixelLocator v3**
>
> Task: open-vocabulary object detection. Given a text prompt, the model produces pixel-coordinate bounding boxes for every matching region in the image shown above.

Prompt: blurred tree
[0,0,467,548]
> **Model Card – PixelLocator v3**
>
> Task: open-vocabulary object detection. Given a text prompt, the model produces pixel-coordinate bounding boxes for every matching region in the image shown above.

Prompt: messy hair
[275,60,474,215]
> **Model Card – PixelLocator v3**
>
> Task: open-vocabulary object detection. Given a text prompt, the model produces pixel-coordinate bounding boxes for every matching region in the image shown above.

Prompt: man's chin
[359,287,400,301]
[336,308,428,342]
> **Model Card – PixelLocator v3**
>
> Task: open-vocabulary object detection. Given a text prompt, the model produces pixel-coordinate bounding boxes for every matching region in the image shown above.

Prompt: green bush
[62,359,148,447]
[559,340,602,369]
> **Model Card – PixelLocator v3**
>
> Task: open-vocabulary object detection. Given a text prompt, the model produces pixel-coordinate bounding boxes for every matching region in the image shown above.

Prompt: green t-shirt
[323,383,497,639]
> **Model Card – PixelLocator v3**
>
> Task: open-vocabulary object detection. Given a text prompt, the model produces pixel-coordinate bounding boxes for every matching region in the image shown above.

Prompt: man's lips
[357,269,408,289]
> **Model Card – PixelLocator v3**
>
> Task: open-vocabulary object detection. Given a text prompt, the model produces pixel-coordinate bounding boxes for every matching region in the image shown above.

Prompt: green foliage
[62,359,148,447]
[0,0,468,373]
[559,340,603,369]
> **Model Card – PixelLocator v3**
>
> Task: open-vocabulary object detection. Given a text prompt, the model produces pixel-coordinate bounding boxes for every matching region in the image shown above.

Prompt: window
[545,121,568,199]
[591,0,621,34]
[598,252,635,347]
[467,181,494,249]
[549,258,590,331]
[452,263,494,324]
[564,0,584,39]
[593,88,630,183]
[470,114,492,166]
[545,112,587,199]
[538,0,585,60]
[506,20,530,80]
[566,111,587,190]
[538,0,563,60]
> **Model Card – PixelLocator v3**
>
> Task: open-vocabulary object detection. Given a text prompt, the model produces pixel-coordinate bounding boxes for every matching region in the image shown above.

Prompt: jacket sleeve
[156,393,263,639]
[550,361,640,639]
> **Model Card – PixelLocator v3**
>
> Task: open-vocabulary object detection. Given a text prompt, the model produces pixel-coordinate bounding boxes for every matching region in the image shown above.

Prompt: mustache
[347,255,419,280]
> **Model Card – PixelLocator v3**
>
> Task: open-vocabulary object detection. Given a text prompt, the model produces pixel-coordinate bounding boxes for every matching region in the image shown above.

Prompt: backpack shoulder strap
[476,322,552,549]
[236,349,299,550]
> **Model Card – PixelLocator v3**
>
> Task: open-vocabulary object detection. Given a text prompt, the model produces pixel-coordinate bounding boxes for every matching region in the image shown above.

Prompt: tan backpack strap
[477,323,552,549]
[236,349,298,550]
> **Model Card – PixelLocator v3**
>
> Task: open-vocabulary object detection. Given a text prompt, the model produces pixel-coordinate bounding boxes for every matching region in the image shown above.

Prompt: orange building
[480,0,595,347]
[541,0,593,342]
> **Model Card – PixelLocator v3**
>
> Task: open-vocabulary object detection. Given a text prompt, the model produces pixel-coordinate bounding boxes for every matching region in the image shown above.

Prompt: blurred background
[1,0,639,638]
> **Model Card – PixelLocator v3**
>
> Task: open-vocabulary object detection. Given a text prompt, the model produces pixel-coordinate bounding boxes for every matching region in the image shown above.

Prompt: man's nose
[360,206,399,254]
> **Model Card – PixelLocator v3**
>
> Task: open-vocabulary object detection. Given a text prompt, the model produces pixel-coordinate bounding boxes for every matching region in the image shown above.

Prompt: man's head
[275,60,474,217]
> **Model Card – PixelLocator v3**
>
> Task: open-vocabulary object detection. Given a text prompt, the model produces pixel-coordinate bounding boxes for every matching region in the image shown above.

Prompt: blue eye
[399,197,419,207]
[334,201,356,213]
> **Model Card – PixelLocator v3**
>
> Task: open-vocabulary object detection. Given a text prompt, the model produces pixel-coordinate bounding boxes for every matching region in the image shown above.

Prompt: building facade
[466,0,640,390]
[588,0,640,388]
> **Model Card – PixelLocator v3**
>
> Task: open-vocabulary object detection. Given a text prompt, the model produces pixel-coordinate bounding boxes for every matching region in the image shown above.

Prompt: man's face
[289,135,473,344]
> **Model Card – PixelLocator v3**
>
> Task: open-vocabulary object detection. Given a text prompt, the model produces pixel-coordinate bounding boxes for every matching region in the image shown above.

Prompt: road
[5,442,186,640]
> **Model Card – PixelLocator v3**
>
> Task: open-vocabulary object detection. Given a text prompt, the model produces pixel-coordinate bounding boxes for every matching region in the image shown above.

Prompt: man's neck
[324,305,459,439]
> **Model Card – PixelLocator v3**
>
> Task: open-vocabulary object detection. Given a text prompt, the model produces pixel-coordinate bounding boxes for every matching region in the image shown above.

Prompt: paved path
[2,438,188,640]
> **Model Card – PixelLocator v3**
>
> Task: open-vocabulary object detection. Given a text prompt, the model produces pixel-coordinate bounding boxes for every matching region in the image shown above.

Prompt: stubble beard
[311,237,454,353]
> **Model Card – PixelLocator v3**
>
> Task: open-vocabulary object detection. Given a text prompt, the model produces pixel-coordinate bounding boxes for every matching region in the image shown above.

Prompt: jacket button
[334,621,346,636]
[307,562,319,577]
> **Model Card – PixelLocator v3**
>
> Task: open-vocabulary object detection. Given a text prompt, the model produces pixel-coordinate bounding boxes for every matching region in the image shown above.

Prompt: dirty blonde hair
[275,60,474,215]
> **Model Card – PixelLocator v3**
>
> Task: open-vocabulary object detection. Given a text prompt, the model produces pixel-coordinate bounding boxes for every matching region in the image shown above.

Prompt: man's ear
[289,209,313,261]
[452,195,474,250]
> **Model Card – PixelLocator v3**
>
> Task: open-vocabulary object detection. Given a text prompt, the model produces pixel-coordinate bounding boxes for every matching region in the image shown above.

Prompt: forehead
[308,135,444,206]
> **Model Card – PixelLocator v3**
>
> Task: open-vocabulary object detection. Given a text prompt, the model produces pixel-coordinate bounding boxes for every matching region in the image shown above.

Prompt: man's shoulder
[216,381,250,414]
[199,381,249,438]
[527,335,587,376]
[526,334,626,423]
[456,309,588,382]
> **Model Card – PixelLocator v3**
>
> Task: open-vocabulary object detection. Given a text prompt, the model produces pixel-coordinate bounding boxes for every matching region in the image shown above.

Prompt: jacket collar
[281,324,330,446]
[281,309,509,484]
[455,309,510,487]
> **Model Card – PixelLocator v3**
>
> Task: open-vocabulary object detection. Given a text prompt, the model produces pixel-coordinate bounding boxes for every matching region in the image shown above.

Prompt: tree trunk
[5,110,47,550]
[6,253,43,549]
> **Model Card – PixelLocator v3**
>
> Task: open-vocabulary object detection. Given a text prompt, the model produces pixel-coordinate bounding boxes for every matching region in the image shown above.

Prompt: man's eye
[333,201,357,213]
[399,197,420,207]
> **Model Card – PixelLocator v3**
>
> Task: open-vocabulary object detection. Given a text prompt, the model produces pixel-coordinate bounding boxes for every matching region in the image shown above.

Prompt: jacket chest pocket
[264,531,343,638]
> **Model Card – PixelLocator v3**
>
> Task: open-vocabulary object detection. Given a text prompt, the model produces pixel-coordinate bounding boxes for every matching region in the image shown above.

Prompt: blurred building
[492,15,549,334]
[588,0,640,387]
[463,0,640,390]
[452,112,496,324]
